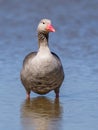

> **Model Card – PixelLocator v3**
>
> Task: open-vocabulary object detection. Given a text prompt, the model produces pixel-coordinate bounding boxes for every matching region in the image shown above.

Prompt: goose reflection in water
[20,96,63,130]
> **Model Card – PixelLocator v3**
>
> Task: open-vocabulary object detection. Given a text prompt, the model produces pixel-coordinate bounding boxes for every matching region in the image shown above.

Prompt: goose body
[20,19,64,98]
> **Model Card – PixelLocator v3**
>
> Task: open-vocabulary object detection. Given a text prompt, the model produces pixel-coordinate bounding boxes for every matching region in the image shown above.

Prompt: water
[0,0,98,130]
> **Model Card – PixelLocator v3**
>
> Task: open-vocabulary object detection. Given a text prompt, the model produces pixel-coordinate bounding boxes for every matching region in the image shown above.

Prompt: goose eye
[42,22,45,24]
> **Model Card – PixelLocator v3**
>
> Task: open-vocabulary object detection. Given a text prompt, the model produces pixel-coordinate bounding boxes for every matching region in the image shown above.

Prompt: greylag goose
[20,19,64,99]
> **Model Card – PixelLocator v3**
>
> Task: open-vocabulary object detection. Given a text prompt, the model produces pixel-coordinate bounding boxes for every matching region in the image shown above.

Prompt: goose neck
[38,32,49,48]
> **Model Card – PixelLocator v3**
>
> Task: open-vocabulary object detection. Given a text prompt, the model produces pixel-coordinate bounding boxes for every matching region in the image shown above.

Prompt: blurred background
[0,0,98,130]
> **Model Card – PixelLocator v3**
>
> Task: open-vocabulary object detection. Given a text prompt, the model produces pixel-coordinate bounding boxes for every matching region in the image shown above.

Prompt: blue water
[0,0,98,130]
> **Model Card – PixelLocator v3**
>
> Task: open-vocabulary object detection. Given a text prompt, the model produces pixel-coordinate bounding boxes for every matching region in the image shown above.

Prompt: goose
[20,19,64,99]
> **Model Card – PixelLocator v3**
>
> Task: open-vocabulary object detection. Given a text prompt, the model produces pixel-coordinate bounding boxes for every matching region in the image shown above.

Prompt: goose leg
[26,91,30,99]
[54,88,59,98]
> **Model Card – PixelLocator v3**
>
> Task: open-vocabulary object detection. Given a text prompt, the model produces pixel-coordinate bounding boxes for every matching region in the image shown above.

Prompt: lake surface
[0,0,98,130]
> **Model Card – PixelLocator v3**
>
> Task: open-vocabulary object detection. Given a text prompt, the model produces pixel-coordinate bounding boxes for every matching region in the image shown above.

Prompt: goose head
[37,19,55,33]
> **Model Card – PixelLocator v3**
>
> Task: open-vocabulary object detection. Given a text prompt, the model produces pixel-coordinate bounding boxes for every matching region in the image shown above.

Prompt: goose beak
[46,24,55,32]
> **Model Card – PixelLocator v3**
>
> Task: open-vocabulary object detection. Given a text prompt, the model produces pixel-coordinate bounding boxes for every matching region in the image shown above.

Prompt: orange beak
[46,24,55,32]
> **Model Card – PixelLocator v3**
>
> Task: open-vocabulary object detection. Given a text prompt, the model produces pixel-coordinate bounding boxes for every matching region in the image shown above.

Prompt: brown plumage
[20,19,64,99]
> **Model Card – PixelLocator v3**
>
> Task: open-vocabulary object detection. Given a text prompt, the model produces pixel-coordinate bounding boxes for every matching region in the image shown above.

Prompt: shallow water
[0,0,98,130]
